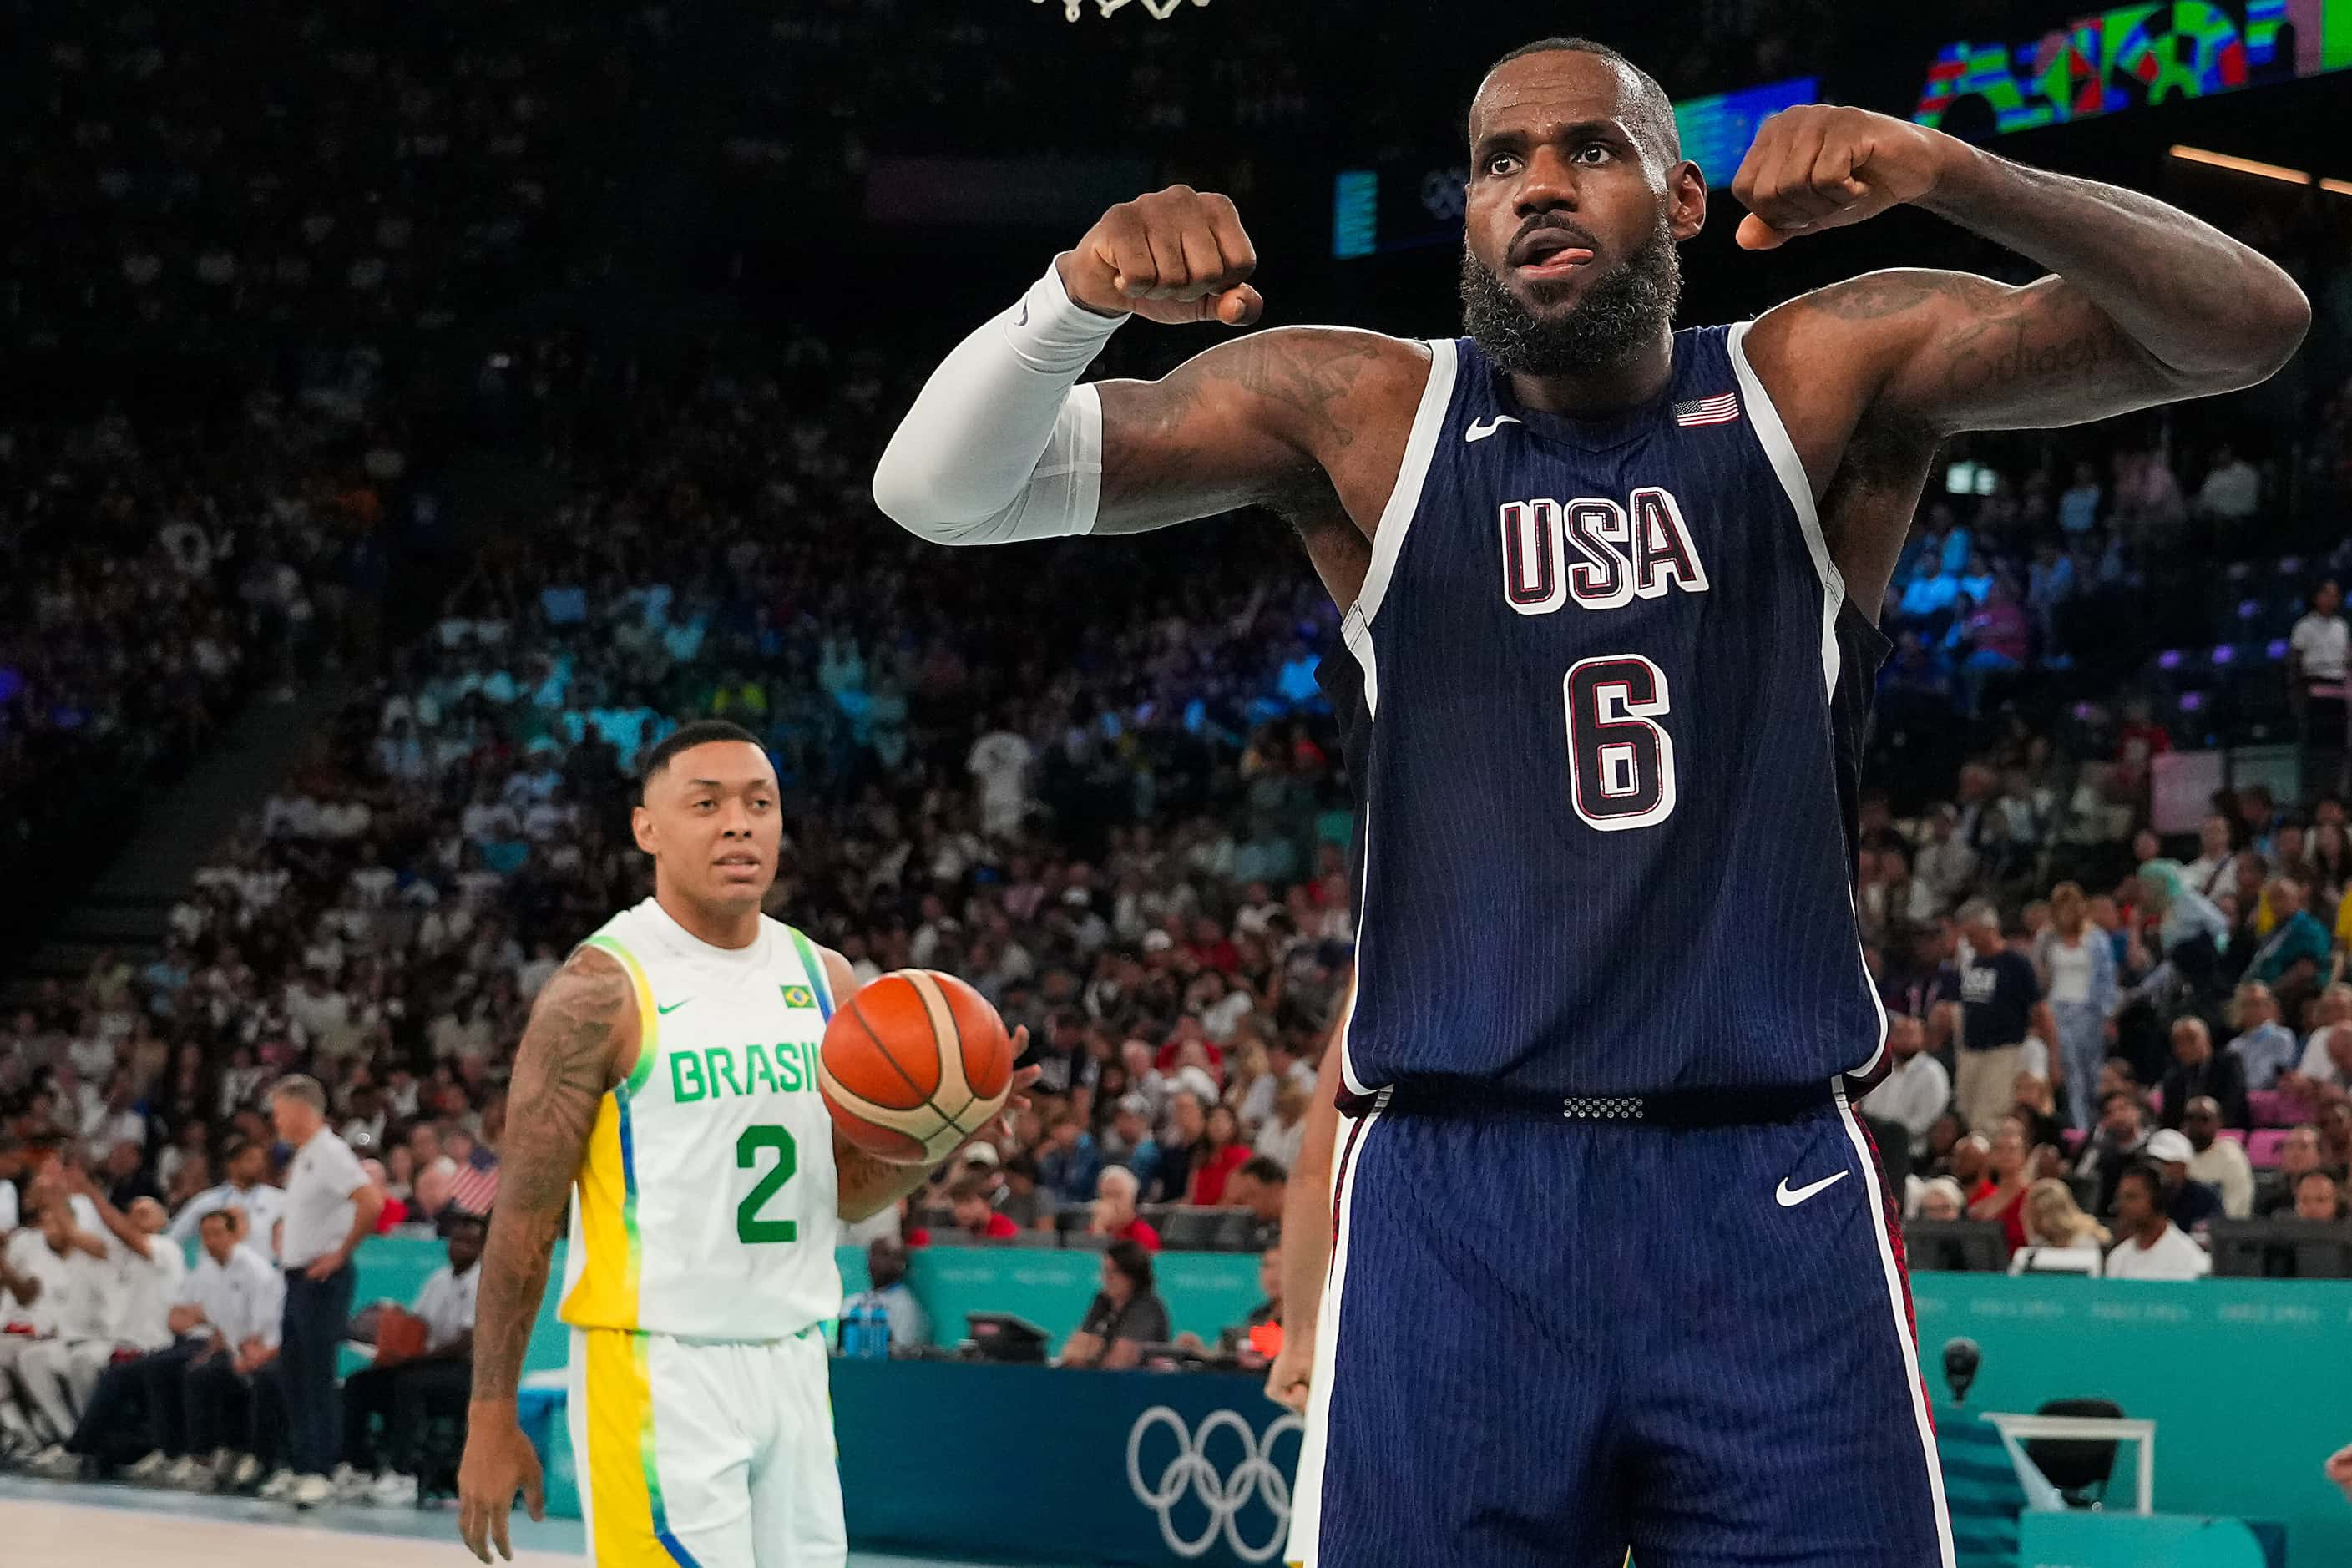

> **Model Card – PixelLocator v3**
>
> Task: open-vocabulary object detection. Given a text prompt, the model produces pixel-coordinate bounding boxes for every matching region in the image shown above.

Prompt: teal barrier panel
[833,1358,1297,1567]
[2017,1511,2277,1568]
[1914,1274,2349,1568]
[898,1245,1265,1355]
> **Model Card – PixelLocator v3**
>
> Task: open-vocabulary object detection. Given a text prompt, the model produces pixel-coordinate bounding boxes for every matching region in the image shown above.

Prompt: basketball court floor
[0,1475,1028,1567]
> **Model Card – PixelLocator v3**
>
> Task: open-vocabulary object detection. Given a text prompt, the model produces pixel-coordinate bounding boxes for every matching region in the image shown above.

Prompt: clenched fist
[1730,105,1962,251]
[1056,184,1263,326]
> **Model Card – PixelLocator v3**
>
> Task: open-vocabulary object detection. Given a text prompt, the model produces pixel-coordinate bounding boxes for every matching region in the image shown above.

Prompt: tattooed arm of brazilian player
[468,947,632,1405]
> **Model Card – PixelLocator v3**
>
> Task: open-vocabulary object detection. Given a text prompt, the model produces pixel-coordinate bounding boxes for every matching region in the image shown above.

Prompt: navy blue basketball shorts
[1290,1085,1954,1568]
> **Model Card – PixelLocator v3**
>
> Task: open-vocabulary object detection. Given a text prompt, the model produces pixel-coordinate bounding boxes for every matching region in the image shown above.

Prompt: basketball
[817,969,1016,1164]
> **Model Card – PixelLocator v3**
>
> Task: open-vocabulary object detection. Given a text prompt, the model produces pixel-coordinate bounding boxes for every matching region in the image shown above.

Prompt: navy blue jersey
[1340,324,1891,1098]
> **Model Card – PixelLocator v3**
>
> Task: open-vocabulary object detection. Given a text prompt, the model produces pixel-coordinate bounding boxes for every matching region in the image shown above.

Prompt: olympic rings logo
[1125,1404,1304,1562]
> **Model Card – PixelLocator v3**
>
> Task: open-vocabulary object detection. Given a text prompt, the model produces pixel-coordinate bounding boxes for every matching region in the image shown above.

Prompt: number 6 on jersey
[1564,654,1677,832]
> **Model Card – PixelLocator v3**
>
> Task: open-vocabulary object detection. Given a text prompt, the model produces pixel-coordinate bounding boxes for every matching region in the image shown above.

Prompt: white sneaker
[28,1446,81,1481]
[369,1472,419,1508]
[124,1449,172,1484]
[164,1455,201,1488]
[258,1467,299,1501]
[229,1454,262,1490]
[290,1472,334,1509]
[176,1460,215,1491]
[331,1463,371,1502]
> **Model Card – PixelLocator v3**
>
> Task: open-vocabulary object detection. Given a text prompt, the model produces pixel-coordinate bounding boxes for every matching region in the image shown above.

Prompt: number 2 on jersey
[736,1125,799,1243]
[1563,655,1677,832]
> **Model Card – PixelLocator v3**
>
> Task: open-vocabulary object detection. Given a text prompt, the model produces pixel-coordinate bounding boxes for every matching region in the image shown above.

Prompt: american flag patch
[1673,392,1740,427]
[448,1152,501,1218]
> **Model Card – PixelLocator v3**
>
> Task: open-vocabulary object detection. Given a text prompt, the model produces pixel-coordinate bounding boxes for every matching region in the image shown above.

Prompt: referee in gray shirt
[269,1075,382,1508]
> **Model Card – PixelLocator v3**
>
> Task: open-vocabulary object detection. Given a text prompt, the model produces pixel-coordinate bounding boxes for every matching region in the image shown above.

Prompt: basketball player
[874,38,2307,1567]
[456,720,1029,1566]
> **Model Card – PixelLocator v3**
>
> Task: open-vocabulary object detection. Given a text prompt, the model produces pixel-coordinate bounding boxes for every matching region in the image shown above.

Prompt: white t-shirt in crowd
[2,1232,112,1338]
[412,1262,480,1353]
[2043,936,2094,1007]
[280,1126,367,1268]
[2103,1223,2212,1281]
[2290,612,2350,683]
[1861,1052,1954,1145]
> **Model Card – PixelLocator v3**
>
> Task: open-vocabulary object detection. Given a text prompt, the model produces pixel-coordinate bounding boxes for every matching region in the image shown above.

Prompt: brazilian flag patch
[780,984,817,1009]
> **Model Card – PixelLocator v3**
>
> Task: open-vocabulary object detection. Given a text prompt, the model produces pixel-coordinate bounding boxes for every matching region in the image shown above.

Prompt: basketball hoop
[1034,0,1207,20]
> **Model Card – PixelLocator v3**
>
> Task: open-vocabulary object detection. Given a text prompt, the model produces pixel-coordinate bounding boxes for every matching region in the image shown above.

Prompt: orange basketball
[817,969,1014,1164]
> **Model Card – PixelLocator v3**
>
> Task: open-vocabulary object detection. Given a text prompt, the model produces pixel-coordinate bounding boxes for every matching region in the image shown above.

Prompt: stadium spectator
[2259,1126,2336,1219]
[2008,1179,2111,1276]
[1862,1015,1950,1161]
[948,1176,1018,1242]
[0,1198,112,1455]
[996,1154,1055,1231]
[1151,1091,1206,1206]
[2008,1073,2066,1153]
[1185,1104,1252,1207]
[1253,1079,1313,1169]
[1966,1122,2038,1255]
[1224,1156,1287,1248]
[2294,1170,2347,1222]
[2181,1097,2257,1220]
[1034,1112,1103,1207]
[2073,1091,2152,1216]
[334,1211,480,1506]
[15,1176,182,1454]
[2243,878,2331,1019]
[2036,883,2118,1129]
[2183,815,2237,903]
[2227,983,2301,1097]
[2102,1166,2213,1281]
[1955,902,2055,1134]
[2142,1128,2225,1235]
[2160,1018,2251,1133]
[1087,1166,1161,1252]
[1056,1241,1169,1371]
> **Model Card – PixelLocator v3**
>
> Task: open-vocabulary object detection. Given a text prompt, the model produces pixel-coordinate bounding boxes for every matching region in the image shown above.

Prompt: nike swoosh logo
[1774,1170,1849,1208]
[1464,414,1521,443]
[656,999,692,1015]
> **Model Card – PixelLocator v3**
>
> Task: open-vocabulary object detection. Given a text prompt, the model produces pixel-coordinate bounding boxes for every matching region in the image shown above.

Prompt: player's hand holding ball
[819,969,1028,1165]
[1731,104,1965,251]
[1055,184,1263,327]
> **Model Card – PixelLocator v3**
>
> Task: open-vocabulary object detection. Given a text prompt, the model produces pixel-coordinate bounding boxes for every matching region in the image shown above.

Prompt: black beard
[1459,215,1682,377]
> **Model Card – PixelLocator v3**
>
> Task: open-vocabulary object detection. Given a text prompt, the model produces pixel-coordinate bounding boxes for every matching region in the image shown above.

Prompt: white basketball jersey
[559,897,842,1342]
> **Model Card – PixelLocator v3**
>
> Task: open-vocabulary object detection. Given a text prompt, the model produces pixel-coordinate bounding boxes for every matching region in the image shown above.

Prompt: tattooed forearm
[1917,149,2306,388]
[836,1135,939,1224]
[1094,326,1406,534]
[469,949,627,1405]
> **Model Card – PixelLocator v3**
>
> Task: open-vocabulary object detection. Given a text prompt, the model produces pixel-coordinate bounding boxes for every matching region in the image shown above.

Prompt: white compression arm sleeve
[872,260,1129,545]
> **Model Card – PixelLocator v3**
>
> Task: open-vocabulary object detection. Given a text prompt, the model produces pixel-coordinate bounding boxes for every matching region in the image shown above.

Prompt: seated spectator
[2182,1096,2255,1219]
[1088,1166,1162,1252]
[2294,1169,2347,1222]
[336,1211,481,1505]
[1151,1091,1206,1205]
[1099,1094,1161,1196]
[948,1175,1017,1242]
[998,1154,1055,1231]
[2324,1101,2352,1172]
[2072,1090,2150,1216]
[1055,1241,1171,1370]
[2007,1179,2111,1275]
[2143,1128,2224,1234]
[1186,1104,1252,1206]
[1859,1015,1950,1159]
[2242,876,2329,1019]
[1253,1079,1312,1169]
[2258,1125,2335,1218]
[2158,1017,2249,1132]
[15,1175,183,1453]
[2227,982,2300,1095]
[1034,1112,1102,1207]
[2102,1165,2213,1281]
[840,1237,929,1356]
[1913,1176,1967,1221]
[1176,1246,1283,1369]
[1223,1156,1287,1248]
[1966,1123,2037,1255]
[2008,1073,2066,1152]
